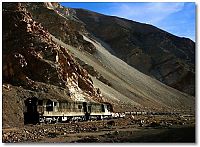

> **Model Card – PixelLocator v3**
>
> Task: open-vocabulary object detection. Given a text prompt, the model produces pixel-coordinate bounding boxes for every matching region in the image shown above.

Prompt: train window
[107,104,113,112]
[62,103,66,109]
[78,105,82,109]
[46,100,53,111]
[88,106,91,113]
[101,104,105,112]
[83,102,87,112]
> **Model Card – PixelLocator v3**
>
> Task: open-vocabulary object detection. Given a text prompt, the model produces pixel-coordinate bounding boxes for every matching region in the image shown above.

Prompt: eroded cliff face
[2,3,104,127]
[3,2,103,101]
[21,2,96,54]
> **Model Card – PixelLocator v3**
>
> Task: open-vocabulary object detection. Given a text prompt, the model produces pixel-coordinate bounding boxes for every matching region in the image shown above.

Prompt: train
[24,97,113,124]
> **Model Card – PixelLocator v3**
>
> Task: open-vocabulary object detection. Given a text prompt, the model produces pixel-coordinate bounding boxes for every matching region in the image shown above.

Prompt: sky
[60,2,195,41]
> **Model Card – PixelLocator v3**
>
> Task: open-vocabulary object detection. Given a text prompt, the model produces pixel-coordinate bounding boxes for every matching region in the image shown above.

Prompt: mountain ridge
[2,2,195,128]
[74,7,195,96]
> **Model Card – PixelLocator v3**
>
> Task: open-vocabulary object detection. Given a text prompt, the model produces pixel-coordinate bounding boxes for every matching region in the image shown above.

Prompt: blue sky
[60,2,195,41]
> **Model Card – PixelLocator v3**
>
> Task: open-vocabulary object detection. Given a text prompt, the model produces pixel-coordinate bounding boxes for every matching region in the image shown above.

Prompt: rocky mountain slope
[24,2,96,54]
[75,9,195,96]
[24,2,194,108]
[2,3,103,127]
[2,2,195,128]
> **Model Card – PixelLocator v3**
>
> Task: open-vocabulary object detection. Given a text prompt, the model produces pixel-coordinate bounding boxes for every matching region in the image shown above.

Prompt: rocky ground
[2,114,195,143]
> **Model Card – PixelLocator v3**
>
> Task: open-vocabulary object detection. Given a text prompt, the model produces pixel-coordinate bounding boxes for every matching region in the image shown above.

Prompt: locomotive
[24,97,113,124]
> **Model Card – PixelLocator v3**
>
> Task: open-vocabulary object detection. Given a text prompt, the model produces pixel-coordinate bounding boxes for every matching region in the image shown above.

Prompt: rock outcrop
[2,3,103,127]
[22,2,96,54]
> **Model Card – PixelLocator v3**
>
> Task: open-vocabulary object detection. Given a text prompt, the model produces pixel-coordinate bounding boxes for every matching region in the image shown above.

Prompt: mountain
[2,2,195,127]
[75,8,195,96]
[2,3,103,127]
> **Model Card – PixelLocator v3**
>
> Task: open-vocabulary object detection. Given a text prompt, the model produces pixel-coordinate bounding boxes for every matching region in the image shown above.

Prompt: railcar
[24,97,113,124]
